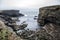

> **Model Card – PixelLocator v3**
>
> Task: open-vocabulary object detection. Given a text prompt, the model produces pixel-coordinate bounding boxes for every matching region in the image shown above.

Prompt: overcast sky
[0,0,60,9]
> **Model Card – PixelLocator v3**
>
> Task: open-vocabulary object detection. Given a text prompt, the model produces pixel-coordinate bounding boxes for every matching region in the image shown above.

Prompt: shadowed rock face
[38,5,60,26]
[37,5,60,40]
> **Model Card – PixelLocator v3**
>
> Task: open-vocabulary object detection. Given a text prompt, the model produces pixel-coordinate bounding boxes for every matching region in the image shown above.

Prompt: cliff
[38,5,60,26]
[37,5,60,40]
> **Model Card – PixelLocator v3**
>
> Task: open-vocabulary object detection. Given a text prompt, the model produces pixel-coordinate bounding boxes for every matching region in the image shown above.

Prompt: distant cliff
[0,10,24,17]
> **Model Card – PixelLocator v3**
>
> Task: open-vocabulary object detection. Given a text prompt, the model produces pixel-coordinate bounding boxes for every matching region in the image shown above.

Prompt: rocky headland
[37,5,60,40]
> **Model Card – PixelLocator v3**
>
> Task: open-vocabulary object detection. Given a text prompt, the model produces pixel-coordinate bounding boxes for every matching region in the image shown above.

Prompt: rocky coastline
[0,5,60,40]
[0,10,27,40]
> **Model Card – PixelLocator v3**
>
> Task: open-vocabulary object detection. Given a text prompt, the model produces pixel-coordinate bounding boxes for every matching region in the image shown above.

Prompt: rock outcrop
[0,10,25,31]
[38,5,60,26]
[0,10,24,17]
[0,20,21,40]
[37,5,60,40]
[0,10,25,40]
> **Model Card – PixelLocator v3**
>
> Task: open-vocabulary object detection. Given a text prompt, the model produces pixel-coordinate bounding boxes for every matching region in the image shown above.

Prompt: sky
[0,0,60,9]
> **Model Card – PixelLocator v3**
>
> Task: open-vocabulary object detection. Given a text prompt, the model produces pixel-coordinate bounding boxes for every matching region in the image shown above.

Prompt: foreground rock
[11,23,28,31]
[0,10,24,17]
[0,10,27,40]
[0,20,21,40]
[37,5,60,40]
[17,29,52,40]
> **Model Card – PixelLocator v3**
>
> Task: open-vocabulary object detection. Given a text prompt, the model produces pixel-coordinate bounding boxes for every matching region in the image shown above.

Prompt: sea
[16,9,40,31]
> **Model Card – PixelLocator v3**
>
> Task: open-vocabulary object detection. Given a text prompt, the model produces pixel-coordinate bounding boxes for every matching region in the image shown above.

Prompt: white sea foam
[25,14,28,16]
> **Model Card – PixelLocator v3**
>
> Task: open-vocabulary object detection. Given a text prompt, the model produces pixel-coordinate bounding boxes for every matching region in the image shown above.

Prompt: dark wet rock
[34,17,37,20]
[21,21,26,24]
[0,15,17,31]
[0,10,24,17]
[0,13,27,32]
[35,16,38,17]
[34,16,38,20]
[0,14,20,31]
[17,21,28,30]
[37,5,60,40]
[6,21,28,31]
[0,15,15,23]
[9,23,28,31]
[19,23,28,30]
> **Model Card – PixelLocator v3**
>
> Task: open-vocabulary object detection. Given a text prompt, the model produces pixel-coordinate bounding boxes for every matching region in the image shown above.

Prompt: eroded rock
[0,20,21,40]
[37,5,60,40]
[37,5,60,26]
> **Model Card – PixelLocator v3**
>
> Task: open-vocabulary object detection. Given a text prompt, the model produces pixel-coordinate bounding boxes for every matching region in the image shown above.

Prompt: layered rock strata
[37,5,60,40]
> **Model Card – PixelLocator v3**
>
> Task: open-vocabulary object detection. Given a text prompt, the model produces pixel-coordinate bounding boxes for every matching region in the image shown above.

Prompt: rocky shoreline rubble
[0,10,27,40]
[0,5,60,40]
[17,5,60,40]
[0,19,21,40]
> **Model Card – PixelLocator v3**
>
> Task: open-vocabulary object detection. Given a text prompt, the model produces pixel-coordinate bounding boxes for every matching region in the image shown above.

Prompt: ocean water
[16,9,40,31]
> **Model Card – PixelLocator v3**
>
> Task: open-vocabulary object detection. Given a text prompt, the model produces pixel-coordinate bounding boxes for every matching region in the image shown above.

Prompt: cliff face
[38,5,60,26]
[37,5,60,40]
